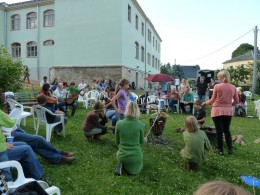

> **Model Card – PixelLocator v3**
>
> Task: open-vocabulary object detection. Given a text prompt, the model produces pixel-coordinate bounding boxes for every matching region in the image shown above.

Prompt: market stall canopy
[145,73,174,82]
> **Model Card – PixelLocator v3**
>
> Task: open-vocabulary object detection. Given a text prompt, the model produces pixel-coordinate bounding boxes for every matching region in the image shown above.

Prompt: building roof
[180,65,200,79]
[223,50,260,64]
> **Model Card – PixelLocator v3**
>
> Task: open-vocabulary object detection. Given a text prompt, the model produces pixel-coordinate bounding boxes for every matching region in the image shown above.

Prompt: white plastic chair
[0,160,60,194]
[32,105,65,142]
[243,91,252,100]
[146,95,157,114]
[77,93,87,107]
[253,100,260,117]
[131,92,138,103]
[6,98,32,126]
[85,90,100,109]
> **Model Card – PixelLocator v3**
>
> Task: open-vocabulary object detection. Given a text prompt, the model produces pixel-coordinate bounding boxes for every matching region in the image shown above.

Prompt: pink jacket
[205,83,239,117]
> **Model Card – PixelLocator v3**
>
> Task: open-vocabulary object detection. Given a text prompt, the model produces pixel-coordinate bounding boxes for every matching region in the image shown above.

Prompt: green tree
[172,65,184,79]
[160,62,172,75]
[0,45,25,94]
[227,63,252,86]
[231,43,254,58]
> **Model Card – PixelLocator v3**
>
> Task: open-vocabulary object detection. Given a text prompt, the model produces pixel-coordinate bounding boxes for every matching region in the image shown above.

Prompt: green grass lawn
[12,97,260,195]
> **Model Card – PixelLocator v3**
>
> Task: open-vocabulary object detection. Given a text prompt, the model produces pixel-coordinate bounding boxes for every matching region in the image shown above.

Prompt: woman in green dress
[115,102,145,176]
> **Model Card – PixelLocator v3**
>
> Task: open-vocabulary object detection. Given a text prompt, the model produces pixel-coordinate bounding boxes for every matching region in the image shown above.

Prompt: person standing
[196,76,208,103]
[179,78,190,96]
[111,79,130,120]
[202,70,239,155]
[208,78,216,99]
[175,77,180,91]
[115,102,145,176]
[23,66,30,84]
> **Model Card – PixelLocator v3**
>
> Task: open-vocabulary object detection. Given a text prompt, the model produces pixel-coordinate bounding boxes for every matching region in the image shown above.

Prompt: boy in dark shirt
[194,100,206,128]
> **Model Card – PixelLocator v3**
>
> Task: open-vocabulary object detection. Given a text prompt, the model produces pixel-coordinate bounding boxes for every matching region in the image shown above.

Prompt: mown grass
[9,91,260,195]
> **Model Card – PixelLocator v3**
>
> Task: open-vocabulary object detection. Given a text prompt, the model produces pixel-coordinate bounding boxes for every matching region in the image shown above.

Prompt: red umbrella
[145,73,174,82]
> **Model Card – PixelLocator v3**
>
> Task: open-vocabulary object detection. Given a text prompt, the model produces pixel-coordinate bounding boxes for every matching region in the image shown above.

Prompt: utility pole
[252,26,258,94]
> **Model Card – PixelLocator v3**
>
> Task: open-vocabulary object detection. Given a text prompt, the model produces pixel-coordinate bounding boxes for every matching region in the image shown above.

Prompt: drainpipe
[36,4,40,80]
[144,19,147,89]
[4,5,7,47]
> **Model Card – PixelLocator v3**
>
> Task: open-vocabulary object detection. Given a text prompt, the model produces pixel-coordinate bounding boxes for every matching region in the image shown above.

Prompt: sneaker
[60,156,75,164]
[115,163,123,176]
[61,151,75,157]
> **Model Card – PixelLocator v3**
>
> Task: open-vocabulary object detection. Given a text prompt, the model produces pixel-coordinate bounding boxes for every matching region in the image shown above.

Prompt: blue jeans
[198,95,206,103]
[11,126,62,164]
[6,142,44,180]
[168,98,178,111]
[0,151,12,181]
[106,109,119,127]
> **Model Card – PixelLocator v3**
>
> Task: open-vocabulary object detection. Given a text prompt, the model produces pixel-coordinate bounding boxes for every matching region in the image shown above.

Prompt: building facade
[0,0,162,88]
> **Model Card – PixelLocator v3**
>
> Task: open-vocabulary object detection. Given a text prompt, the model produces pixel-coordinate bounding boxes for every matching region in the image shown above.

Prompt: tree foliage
[231,43,254,58]
[160,63,184,78]
[0,45,25,93]
[227,63,253,86]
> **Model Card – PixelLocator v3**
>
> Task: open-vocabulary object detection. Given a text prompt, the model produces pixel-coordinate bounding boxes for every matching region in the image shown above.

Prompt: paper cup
[6,136,14,143]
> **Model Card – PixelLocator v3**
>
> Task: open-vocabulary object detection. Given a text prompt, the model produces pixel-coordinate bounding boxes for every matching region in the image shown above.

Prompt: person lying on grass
[82,102,108,140]
[180,116,212,171]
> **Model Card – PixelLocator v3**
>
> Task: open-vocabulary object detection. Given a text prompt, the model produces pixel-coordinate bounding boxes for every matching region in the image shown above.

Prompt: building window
[152,55,154,67]
[155,58,158,69]
[135,41,139,59]
[148,29,151,43]
[11,14,20,30]
[27,41,37,57]
[141,46,144,62]
[158,60,160,69]
[44,9,55,27]
[135,15,138,30]
[141,22,144,36]
[147,53,151,65]
[11,42,21,58]
[128,5,131,22]
[153,36,155,47]
[27,12,37,29]
[156,40,157,50]
[158,43,160,52]
[43,40,54,46]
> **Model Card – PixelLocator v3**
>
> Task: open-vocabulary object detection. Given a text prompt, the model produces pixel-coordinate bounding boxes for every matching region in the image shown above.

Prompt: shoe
[61,151,75,157]
[115,163,123,176]
[60,156,75,164]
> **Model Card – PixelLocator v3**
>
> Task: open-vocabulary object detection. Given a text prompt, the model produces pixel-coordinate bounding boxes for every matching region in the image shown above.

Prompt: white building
[0,0,162,88]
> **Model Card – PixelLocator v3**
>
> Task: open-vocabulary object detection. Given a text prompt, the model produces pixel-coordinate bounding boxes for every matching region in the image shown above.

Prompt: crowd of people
[0,71,249,194]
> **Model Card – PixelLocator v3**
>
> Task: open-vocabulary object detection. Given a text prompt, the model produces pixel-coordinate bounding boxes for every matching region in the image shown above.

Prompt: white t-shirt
[78,83,87,90]
[175,78,180,85]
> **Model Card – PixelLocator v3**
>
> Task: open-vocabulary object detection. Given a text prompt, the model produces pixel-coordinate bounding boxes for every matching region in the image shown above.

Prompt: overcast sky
[4,0,260,70]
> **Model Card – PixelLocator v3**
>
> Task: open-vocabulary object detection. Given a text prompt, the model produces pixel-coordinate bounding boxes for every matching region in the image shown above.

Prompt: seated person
[234,88,246,117]
[0,110,43,180]
[115,102,145,176]
[102,87,119,134]
[180,116,212,171]
[194,100,206,128]
[125,87,136,102]
[100,86,110,101]
[180,87,194,114]
[66,82,79,116]
[166,88,181,112]
[53,83,67,112]
[37,94,67,134]
[82,102,108,140]
[154,86,165,99]
[39,83,58,110]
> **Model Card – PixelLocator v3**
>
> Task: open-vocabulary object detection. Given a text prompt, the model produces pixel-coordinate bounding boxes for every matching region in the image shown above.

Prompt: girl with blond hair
[180,116,212,170]
[115,102,145,176]
[202,70,239,155]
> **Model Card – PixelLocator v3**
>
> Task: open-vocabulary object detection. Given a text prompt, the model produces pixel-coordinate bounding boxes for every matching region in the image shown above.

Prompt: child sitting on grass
[180,116,212,171]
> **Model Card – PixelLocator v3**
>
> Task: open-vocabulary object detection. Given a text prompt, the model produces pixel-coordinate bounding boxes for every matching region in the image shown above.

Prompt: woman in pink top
[202,70,239,156]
